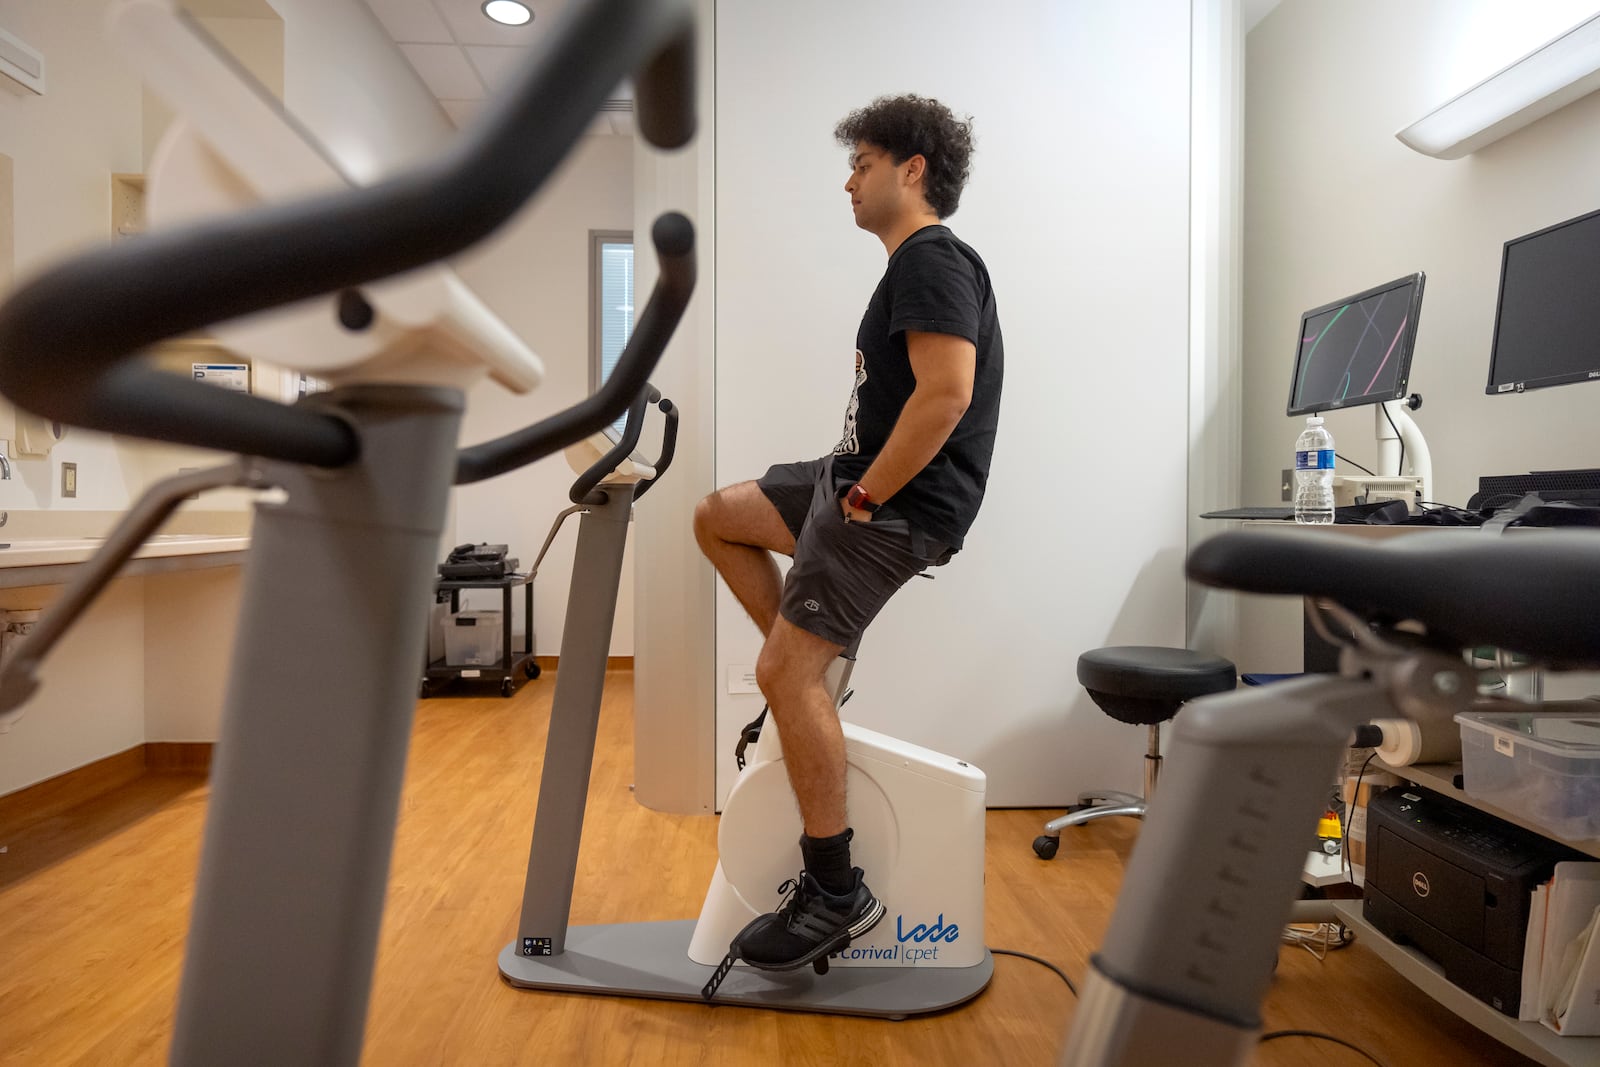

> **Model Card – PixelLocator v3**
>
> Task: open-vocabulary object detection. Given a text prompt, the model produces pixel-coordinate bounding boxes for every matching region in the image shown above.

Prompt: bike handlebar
[455,214,694,487]
[633,400,678,503]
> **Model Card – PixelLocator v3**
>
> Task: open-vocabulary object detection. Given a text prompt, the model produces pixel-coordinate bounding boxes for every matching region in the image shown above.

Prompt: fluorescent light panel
[1398,13,1600,159]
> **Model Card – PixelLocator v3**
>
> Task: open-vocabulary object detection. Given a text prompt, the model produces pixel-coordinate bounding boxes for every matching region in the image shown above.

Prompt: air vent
[0,25,44,95]
[599,98,633,113]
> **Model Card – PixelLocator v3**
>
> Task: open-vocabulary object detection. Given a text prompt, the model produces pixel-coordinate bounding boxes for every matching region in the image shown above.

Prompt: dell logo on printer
[1412,871,1431,898]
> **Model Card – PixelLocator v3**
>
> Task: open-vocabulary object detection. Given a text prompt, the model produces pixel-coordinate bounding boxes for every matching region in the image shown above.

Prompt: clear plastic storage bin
[1455,709,1600,841]
[444,610,503,667]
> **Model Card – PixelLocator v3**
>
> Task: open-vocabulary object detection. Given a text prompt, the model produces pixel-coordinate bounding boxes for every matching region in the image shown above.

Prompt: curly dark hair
[834,94,975,219]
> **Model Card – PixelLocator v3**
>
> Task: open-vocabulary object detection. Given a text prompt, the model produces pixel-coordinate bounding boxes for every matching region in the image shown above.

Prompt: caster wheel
[524,661,541,679]
[501,679,516,698]
[812,957,829,975]
[1033,834,1060,860]
[419,681,433,699]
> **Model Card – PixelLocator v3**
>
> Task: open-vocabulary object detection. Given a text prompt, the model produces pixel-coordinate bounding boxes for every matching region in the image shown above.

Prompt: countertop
[0,534,249,588]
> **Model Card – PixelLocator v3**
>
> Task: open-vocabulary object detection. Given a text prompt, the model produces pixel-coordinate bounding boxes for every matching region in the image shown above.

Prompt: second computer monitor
[1487,205,1600,395]
[1286,273,1425,417]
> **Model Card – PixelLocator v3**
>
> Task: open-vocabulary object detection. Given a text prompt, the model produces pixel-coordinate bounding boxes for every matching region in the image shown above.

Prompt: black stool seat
[1076,646,1237,725]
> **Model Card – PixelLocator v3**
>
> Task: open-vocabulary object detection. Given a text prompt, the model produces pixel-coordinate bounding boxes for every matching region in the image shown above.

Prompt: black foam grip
[636,27,697,150]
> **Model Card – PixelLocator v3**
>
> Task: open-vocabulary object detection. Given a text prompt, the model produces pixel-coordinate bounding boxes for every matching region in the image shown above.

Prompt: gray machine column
[169,384,463,1067]
[515,485,636,956]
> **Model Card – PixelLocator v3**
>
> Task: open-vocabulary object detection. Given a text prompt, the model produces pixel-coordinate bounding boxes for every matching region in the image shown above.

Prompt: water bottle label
[1294,449,1335,471]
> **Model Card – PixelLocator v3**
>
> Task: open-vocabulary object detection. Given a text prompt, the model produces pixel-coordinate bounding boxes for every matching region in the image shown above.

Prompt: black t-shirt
[831,224,1003,550]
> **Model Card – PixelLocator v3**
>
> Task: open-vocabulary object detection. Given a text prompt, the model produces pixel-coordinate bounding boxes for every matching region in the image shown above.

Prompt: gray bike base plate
[497,920,993,1019]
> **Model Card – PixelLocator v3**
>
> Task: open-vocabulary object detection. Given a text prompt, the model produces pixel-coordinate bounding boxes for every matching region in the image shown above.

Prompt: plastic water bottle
[1294,416,1335,525]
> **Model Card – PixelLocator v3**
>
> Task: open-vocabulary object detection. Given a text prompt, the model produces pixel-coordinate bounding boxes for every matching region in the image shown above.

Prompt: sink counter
[0,534,249,588]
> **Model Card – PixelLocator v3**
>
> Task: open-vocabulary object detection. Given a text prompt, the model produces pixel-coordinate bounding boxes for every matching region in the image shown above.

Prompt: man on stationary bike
[693,93,1004,973]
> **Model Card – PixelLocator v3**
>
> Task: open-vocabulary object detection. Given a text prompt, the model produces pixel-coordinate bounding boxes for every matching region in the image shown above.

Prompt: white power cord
[1281,920,1355,961]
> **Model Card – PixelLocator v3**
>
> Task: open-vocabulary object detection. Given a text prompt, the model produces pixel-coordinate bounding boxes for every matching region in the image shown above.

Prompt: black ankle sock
[800,828,854,896]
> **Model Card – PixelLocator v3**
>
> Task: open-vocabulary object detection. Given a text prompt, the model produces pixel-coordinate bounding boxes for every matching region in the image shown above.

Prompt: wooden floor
[0,670,1538,1066]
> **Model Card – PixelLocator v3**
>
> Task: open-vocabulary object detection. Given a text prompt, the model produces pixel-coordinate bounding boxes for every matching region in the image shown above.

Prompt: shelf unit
[1323,759,1600,1065]
[423,572,537,698]
[1397,761,1600,861]
[1330,900,1600,1067]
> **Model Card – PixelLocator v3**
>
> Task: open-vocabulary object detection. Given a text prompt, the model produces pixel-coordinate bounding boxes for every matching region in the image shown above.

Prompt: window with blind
[590,231,634,435]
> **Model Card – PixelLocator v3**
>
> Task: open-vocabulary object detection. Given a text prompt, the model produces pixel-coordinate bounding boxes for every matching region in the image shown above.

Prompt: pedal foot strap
[702,947,738,1000]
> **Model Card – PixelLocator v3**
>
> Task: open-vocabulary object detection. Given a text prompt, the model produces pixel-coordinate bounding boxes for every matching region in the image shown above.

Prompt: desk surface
[1202,517,1477,540]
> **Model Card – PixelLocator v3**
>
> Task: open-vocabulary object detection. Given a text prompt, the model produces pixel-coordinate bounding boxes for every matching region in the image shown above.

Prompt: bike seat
[1187,529,1600,669]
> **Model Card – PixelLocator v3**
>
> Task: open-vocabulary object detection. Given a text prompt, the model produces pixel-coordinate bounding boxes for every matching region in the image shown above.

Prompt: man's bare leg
[755,616,847,837]
[693,481,794,635]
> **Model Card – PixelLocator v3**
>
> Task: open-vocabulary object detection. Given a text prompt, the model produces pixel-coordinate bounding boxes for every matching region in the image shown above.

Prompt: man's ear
[902,153,927,185]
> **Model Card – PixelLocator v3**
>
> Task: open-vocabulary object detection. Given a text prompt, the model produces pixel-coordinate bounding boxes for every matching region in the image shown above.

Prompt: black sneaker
[701,868,885,999]
[744,868,885,967]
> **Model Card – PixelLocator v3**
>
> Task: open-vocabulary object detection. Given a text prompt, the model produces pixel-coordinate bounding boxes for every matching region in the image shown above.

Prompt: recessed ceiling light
[482,1,532,27]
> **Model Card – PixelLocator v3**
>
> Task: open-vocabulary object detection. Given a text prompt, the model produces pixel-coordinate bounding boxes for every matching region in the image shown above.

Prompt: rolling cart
[423,571,538,698]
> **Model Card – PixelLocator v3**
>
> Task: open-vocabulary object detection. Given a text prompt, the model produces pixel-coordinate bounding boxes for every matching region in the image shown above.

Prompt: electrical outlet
[1281,468,1293,502]
[61,461,76,499]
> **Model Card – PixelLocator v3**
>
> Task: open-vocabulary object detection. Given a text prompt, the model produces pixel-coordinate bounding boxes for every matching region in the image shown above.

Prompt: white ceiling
[195,1,1273,134]
[360,0,634,135]
[370,0,1275,134]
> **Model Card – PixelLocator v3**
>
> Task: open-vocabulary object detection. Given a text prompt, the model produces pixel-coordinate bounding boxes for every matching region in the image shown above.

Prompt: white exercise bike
[499,418,992,1017]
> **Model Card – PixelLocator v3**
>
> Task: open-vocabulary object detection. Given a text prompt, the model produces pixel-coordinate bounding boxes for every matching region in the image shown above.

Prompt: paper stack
[1524,861,1600,1034]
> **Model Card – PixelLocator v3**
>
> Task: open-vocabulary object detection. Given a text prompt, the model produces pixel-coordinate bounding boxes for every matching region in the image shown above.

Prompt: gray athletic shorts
[756,456,951,651]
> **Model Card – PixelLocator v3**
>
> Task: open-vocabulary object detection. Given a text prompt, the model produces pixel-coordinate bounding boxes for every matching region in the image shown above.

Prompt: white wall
[0,0,145,511]
[1188,0,1246,666]
[271,0,638,657]
[631,0,718,814]
[0,0,161,796]
[1241,1,1600,672]
[452,135,637,656]
[708,0,1197,806]
[0,3,289,513]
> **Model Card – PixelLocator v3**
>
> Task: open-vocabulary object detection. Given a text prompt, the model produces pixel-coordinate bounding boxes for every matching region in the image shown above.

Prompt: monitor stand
[1375,398,1432,505]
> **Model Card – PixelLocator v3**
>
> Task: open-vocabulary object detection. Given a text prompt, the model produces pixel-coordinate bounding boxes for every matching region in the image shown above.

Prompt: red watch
[845,483,880,513]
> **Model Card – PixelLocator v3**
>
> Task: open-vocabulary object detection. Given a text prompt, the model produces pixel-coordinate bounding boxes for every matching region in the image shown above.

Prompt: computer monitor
[1286,273,1426,417]
[1487,206,1600,395]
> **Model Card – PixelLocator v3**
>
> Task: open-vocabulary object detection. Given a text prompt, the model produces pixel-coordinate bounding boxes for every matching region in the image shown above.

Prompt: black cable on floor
[1259,1028,1387,1066]
[989,948,1077,996]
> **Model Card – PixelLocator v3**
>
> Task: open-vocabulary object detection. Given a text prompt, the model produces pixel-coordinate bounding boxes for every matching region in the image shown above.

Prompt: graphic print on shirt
[833,349,867,455]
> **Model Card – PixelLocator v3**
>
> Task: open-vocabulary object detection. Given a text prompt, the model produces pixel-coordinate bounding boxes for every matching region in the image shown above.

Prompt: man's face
[844,142,900,234]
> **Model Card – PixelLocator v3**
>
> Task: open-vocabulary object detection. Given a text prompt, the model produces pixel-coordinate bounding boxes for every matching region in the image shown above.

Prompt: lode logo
[803,599,821,612]
[896,914,960,944]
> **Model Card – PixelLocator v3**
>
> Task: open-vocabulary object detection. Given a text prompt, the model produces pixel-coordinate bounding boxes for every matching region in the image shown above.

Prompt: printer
[1364,785,1583,1016]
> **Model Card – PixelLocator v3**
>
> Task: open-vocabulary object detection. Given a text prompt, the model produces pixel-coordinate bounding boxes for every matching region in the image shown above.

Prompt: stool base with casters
[1035,646,1235,861]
